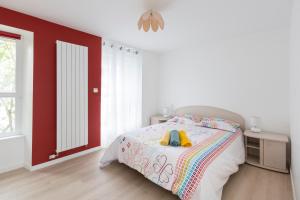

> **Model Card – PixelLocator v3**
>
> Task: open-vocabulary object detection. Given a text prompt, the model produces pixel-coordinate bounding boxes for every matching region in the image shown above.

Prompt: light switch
[93,88,99,93]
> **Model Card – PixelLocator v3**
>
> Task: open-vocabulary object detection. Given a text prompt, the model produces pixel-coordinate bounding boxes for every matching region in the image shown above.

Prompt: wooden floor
[0,151,293,200]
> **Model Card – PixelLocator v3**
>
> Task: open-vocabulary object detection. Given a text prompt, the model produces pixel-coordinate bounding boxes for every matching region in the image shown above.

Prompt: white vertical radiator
[56,40,88,153]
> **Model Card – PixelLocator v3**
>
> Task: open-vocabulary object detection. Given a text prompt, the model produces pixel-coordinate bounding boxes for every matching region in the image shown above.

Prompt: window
[0,37,18,137]
[101,41,142,147]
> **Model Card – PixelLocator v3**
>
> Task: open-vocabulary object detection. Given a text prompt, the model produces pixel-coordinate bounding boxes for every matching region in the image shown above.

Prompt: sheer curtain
[101,41,142,147]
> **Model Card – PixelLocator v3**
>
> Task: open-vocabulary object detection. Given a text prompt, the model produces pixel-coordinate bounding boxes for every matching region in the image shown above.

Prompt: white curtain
[101,41,142,147]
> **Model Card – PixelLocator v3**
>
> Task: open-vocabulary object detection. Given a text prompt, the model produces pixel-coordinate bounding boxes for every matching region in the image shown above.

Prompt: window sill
[0,134,24,141]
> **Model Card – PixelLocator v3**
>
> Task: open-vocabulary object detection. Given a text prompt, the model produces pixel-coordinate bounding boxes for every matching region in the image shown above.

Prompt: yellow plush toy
[179,130,192,147]
[160,131,170,146]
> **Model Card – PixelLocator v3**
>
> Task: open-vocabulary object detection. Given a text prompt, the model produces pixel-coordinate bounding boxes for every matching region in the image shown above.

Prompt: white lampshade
[250,116,258,127]
[250,116,261,133]
[162,107,169,117]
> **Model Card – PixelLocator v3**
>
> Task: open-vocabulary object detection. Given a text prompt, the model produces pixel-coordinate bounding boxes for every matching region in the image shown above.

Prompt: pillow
[198,117,240,133]
[167,116,195,125]
[176,113,202,123]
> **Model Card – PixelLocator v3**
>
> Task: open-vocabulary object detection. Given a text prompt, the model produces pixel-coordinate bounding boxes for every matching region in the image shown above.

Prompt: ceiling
[0,0,292,52]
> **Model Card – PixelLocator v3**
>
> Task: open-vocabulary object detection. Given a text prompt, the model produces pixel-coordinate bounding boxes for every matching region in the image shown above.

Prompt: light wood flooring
[0,151,293,200]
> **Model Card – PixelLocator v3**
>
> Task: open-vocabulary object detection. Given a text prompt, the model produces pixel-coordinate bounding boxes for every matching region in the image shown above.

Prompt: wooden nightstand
[244,130,289,173]
[150,115,172,125]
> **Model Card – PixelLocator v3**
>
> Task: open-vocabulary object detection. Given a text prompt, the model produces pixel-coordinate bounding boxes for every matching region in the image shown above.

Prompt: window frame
[0,36,22,138]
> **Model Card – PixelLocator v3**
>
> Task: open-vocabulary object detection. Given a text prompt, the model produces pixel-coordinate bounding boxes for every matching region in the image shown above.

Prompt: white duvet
[100,121,245,200]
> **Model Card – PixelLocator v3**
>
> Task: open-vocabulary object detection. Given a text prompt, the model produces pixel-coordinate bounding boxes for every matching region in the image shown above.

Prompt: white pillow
[198,117,240,133]
[167,116,195,125]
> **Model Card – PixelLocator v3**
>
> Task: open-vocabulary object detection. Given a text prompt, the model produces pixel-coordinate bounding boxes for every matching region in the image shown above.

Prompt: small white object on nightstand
[162,107,170,117]
[244,130,289,173]
[250,116,261,133]
[150,115,172,125]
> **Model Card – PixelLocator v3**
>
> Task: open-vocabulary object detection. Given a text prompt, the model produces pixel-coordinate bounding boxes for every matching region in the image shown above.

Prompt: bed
[100,106,245,200]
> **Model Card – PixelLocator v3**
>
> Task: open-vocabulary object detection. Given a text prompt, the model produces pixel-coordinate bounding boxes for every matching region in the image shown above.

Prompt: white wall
[0,136,24,173]
[158,29,290,133]
[19,29,34,169]
[290,0,300,198]
[142,51,160,126]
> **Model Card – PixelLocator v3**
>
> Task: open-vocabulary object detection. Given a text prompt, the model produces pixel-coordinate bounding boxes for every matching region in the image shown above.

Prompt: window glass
[0,97,15,133]
[0,38,17,135]
[0,38,16,93]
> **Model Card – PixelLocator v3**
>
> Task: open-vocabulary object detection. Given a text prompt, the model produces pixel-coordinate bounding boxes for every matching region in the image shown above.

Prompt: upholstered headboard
[175,106,245,131]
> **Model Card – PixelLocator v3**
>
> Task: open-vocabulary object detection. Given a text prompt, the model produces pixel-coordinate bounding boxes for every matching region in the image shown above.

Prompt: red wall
[0,7,101,165]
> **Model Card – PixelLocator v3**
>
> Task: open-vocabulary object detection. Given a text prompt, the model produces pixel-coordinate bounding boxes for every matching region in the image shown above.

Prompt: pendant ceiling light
[138,10,164,32]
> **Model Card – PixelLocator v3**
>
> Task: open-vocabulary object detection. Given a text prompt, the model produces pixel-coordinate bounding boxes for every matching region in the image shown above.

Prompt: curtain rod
[103,41,139,55]
[0,30,21,40]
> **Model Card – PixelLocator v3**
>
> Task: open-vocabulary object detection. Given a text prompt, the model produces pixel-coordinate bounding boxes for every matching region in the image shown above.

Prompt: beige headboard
[175,105,245,131]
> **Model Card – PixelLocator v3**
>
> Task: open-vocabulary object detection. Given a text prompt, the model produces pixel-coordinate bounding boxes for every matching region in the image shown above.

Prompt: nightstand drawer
[263,140,286,170]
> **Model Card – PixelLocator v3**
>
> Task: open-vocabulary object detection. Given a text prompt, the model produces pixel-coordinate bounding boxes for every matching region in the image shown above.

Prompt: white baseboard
[0,163,24,174]
[30,146,102,171]
[291,169,297,200]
